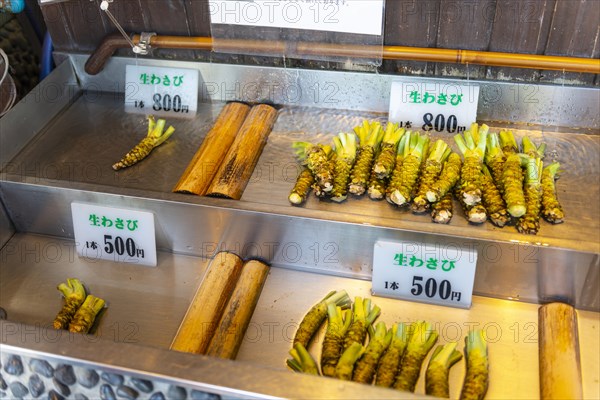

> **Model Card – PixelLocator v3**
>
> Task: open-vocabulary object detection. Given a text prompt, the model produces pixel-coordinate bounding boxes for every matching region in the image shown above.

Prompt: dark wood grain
[61,0,108,52]
[487,0,555,82]
[541,0,600,85]
[383,0,440,76]
[40,4,75,52]
[435,0,498,79]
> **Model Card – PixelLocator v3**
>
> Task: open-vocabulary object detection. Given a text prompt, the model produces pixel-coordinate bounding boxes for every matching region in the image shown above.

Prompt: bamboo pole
[170,252,244,354]
[173,102,250,195]
[206,260,270,359]
[85,34,600,75]
[206,104,278,200]
[538,303,583,400]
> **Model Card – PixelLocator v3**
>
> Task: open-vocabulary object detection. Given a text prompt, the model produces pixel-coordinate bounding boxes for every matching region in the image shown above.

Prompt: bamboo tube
[538,303,583,400]
[170,252,243,354]
[206,104,278,199]
[173,102,250,195]
[206,260,270,359]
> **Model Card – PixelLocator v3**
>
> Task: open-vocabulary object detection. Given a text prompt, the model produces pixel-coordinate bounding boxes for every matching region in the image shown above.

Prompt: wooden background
[41,0,599,85]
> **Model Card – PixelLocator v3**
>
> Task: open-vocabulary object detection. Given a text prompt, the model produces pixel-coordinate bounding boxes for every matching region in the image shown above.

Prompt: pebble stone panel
[1,352,221,400]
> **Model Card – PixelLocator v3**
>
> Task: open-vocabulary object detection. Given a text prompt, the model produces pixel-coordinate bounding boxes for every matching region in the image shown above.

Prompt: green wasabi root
[412,140,450,214]
[349,121,383,196]
[393,321,438,392]
[460,330,489,400]
[54,278,87,330]
[343,297,381,351]
[516,156,543,234]
[432,192,454,224]
[69,295,105,333]
[454,123,488,207]
[335,342,365,381]
[541,162,564,224]
[372,123,405,179]
[289,167,314,205]
[293,290,352,348]
[426,342,463,398]
[352,322,392,384]
[427,152,462,203]
[481,165,510,227]
[321,305,352,377]
[375,323,411,388]
[389,132,430,206]
[293,142,334,195]
[286,343,320,375]
[113,116,175,170]
[330,132,358,202]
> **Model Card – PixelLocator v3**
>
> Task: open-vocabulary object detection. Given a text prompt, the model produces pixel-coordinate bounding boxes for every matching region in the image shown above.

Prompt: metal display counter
[0,54,599,399]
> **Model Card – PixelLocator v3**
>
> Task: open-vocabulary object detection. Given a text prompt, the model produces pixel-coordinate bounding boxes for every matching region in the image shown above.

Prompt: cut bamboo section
[206,104,278,199]
[206,259,270,359]
[538,302,583,400]
[173,102,250,195]
[170,252,243,354]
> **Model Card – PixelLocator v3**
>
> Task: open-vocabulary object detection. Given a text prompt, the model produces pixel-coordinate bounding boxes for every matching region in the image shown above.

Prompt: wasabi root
[113,116,175,170]
[541,162,564,224]
[426,342,463,398]
[321,304,352,377]
[375,323,411,388]
[287,343,320,375]
[53,278,86,330]
[352,322,393,384]
[393,321,438,392]
[460,330,489,400]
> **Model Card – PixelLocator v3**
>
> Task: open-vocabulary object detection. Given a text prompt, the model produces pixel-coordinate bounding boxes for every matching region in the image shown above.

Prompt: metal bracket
[134,32,156,56]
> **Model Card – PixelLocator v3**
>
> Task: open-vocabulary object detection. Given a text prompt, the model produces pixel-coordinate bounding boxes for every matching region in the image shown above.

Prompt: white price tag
[209,0,384,36]
[125,65,198,117]
[388,80,479,134]
[71,203,157,267]
[372,240,477,309]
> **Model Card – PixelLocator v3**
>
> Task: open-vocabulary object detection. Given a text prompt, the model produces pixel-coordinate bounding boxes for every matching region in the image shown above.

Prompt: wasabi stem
[372,123,405,179]
[516,156,543,234]
[412,140,451,214]
[330,132,358,202]
[427,152,462,203]
[454,123,488,207]
[53,278,87,330]
[321,304,352,377]
[335,342,365,381]
[375,323,411,388]
[481,165,510,227]
[352,322,393,384]
[393,321,438,392]
[286,343,320,375]
[288,167,315,205]
[68,295,105,333]
[426,342,463,398]
[343,297,381,351]
[293,290,352,348]
[541,162,564,224]
[349,121,383,195]
[389,132,430,206]
[460,330,489,400]
[499,130,518,155]
[293,142,334,195]
[521,136,546,159]
[113,116,175,170]
[432,192,454,224]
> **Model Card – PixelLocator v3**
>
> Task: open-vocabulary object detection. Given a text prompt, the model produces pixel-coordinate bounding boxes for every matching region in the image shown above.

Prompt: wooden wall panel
[541,0,600,85]
[435,0,498,79]
[383,0,440,76]
[39,0,598,86]
[486,0,555,82]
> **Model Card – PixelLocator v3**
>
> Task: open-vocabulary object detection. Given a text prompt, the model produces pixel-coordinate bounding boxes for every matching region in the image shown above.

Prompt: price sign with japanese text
[372,240,477,309]
[388,80,479,134]
[71,202,157,267]
[125,65,198,117]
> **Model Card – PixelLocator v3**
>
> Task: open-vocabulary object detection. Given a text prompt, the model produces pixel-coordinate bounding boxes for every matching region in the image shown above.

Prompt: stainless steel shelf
[3,91,599,254]
[1,233,598,399]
